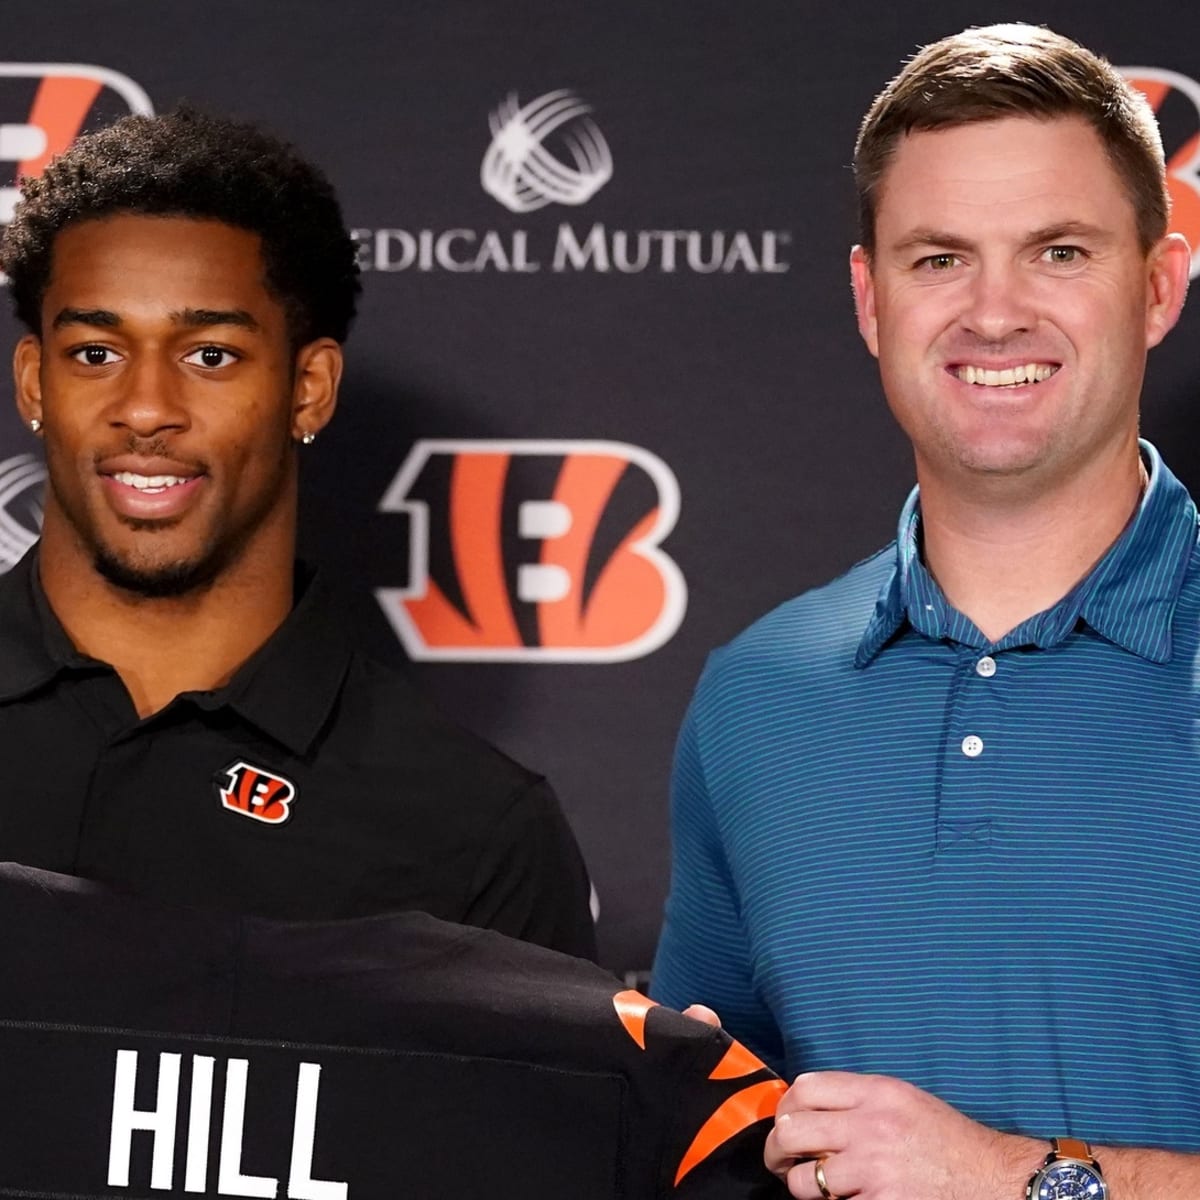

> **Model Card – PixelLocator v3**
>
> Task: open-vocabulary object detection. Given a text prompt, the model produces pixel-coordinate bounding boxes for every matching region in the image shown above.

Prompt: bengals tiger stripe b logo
[216,762,297,826]
[1,63,153,285]
[376,440,687,662]
[0,63,153,231]
[1121,66,1200,279]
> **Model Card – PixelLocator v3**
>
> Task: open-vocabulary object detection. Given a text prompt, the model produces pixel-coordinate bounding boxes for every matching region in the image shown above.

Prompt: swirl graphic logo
[481,90,613,213]
[0,452,44,573]
[1121,66,1200,279]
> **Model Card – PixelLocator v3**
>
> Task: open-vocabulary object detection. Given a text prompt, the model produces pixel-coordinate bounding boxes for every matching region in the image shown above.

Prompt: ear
[290,338,343,443]
[849,245,879,357]
[12,335,44,432]
[1144,232,1191,350]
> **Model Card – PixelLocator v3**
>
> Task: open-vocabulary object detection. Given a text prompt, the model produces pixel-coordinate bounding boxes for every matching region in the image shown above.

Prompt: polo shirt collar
[199,566,352,756]
[0,549,351,755]
[855,441,1197,667]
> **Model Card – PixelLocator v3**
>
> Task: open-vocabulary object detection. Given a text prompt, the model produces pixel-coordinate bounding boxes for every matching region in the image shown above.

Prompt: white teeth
[111,471,189,492]
[955,363,1057,387]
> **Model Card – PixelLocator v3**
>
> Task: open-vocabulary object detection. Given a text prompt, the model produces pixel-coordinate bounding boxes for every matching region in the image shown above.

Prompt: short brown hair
[854,23,1168,255]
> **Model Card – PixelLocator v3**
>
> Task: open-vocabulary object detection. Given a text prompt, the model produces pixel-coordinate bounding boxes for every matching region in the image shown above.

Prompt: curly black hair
[0,106,360,346]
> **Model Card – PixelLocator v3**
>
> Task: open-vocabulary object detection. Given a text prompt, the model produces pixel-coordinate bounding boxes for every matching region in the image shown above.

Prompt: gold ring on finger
[814,1156,839,1200]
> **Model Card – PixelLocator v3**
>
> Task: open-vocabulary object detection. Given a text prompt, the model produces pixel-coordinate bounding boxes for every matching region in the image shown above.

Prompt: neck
[915,441,1145,643]
[38,520,296,720]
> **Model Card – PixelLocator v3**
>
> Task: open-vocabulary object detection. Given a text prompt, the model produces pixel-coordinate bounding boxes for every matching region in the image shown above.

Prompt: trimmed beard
[93,546,225,598]
[92,521,227,598]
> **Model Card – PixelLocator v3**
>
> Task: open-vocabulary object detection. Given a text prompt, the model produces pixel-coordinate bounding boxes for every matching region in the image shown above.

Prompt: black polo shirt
[0,863,786,1200]
[0,548,595,958]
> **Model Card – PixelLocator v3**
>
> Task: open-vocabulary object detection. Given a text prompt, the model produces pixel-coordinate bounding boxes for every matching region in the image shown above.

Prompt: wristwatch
[1025,1137,1107,1200]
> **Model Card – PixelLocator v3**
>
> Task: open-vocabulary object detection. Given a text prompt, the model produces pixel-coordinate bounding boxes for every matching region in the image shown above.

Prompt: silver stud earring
[300,431,316,445]
[29,418,41,434]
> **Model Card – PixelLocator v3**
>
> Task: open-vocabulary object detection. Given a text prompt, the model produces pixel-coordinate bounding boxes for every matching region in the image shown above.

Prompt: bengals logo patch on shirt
[214,761,297,826]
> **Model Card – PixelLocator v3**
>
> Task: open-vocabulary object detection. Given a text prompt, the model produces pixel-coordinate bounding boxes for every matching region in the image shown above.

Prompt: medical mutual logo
[353,87,791,276]
[376,440,686,662]
[482,91,613,213]
[0,453,44,573]
[1121,66,1200,279]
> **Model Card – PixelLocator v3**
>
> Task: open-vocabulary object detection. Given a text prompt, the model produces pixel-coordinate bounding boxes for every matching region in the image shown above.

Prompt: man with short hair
[652,24,1200,1198]
[0,108,595,958]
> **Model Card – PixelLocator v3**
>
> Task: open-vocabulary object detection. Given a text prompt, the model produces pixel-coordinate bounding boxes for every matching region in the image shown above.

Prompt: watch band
[1050,1137,1093,1162]
[1026,1136,1107,1200]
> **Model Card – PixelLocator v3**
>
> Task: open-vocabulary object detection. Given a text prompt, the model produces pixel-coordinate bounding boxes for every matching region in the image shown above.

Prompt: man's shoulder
[704,544,895,684]
[328,647,544,795]
[0,547,58,699]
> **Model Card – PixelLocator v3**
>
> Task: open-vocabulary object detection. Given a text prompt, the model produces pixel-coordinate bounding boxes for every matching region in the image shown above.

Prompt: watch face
[1034,1162,1106,1200]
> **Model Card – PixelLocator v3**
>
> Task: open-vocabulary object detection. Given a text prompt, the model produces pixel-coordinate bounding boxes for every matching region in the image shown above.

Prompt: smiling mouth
[109,471,195,494]
[952,363,1060,388]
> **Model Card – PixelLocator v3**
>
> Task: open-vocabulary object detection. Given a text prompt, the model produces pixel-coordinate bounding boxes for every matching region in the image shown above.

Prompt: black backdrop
[3,2,1199,977]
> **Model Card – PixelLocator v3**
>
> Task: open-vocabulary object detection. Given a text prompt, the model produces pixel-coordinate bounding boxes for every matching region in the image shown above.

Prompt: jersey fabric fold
[0,863,785,1200]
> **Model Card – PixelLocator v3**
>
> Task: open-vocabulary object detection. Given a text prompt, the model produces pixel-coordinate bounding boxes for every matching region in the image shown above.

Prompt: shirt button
[976,656,997,678]
[961,735,984,758]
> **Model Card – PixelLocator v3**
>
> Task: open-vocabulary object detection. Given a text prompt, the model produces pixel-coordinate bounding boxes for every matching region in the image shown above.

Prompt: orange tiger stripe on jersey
[673,1079,787,1186]
[612,988,657,1049]
[707,1038,770,1080]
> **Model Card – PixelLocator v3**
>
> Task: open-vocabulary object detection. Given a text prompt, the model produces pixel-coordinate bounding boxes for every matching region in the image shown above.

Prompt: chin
[942,429,1055,476]
[93,547,223,599]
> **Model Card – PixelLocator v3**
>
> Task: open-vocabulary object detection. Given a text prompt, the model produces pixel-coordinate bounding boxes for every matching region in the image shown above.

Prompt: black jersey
[0,864,785,1199]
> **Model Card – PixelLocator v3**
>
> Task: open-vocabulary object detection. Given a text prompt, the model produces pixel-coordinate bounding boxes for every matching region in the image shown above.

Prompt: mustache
[91,436,208,471]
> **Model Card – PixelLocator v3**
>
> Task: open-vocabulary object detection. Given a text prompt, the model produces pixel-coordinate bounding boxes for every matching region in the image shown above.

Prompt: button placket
[936,648,1000,854]
[962,654,997,757]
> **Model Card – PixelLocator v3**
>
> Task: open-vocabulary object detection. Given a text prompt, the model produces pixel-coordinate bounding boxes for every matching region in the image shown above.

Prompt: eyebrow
[1023,221,1115,247]
[889,221,1116,257]
[890,229,976,256]
[172,308,262,331]
[51,307,120,330]
[50,306,262,332]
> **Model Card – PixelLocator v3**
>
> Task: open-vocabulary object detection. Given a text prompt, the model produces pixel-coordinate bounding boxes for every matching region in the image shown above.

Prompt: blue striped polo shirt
[652,441,1200,1148]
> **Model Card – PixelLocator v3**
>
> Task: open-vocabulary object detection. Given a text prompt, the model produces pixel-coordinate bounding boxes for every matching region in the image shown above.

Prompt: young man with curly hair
[0,109,595,958]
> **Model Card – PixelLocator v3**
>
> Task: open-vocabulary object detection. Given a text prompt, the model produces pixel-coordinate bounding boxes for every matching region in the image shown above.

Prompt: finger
[765,1111,846,1171]
[781,1070,875,1112]
[811,1155,852,1200]
[781,1156,852,1200]
[777,1074,858,1118]
[681,1003,722,1029]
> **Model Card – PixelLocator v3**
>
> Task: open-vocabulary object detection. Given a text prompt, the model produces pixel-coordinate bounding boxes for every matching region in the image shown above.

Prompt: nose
[959,258,1037,344]
[106,350,190,438]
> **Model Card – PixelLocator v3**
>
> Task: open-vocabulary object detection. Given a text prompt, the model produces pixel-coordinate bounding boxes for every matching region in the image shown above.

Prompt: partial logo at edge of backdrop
[1122,67,1200,279]
[0,453,43,573]
[0,64,154,279]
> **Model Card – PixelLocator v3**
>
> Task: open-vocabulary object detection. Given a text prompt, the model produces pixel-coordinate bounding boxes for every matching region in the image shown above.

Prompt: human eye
[915,252,961,272]
[182,345,240,369]
[68,344,122,366]
[1041,245,1087,266]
